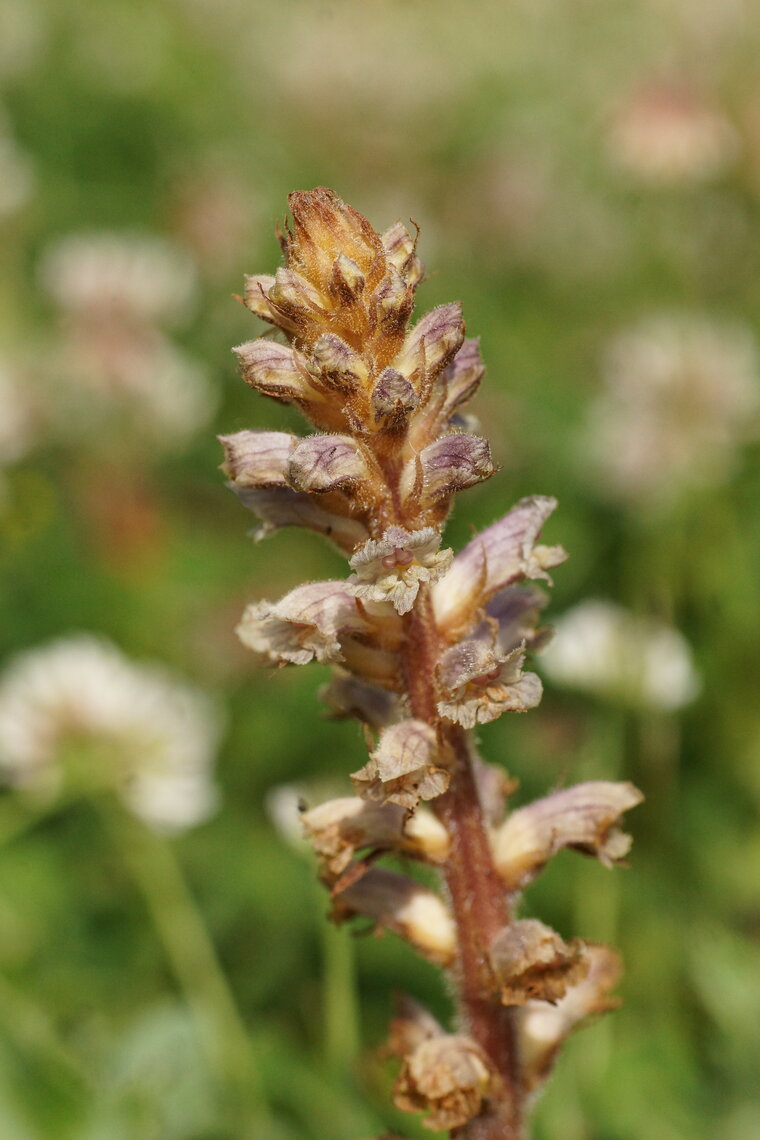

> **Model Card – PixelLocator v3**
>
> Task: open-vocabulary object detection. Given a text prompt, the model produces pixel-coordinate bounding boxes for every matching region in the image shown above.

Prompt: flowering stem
[403,590,523,1139]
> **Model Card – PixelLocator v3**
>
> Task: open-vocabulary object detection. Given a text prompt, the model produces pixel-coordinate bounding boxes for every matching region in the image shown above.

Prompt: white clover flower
[539,600,700,711]
[40,232,197,324]
[0,635,222,831]
[608,83,739,186]
[588,313,760,505]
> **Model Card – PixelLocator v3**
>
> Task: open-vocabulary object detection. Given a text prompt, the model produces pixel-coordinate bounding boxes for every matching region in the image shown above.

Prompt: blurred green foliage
[1,0,760,1137]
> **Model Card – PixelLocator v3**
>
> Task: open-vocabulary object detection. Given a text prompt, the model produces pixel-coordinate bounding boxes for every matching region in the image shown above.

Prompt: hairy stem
[402,588,524,1140]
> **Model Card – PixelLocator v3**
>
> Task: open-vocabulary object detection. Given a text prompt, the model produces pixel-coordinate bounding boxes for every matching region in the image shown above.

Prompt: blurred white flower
[587,313,760,505]
[38,232,216,447]
[0,359,37,467]
[539,600,700,710]
[0,636,223,831]
[40,233,197,326]
[608,82,739,186]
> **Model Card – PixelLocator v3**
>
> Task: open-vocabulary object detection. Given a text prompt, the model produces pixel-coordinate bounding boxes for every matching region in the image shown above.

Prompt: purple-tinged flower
[436,639,542,728]
[393,302,465,392]
[400,432,495,509]
[288,433,369,493]
[229,485,368,552]
[310,333,369,392]
[348,525,453,614]
[233,339,317,403]
[218,430,296,488]
[318,669,403,727]
[492,781,644,891]
[381,221,424,289]
[351,719,449,810]
[371,367,419,430]
[433,495,566,638]
[236,581,370,666]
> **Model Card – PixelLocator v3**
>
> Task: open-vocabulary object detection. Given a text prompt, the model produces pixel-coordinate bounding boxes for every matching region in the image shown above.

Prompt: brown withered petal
[351,719,449,810]
[492,781,644,891]
[310,333,369,390]
[519,944,622,1092]
[242,274,277,322]
[332,868,456,965]
[400,433,495,507]
[218,430,295,488]
[433,495,567,637]
[393,302,465,391]
[318,670,403,728]
[302,796,449,881]
[230,485,368,552]
[381,221,424,288]
[490,919,590,1006]
[233,340,316,402]
[393,1035,493,1132]
[236,581,369,666]
[436,640,543,728]
[286,187,381,287]
[287,434,368,493]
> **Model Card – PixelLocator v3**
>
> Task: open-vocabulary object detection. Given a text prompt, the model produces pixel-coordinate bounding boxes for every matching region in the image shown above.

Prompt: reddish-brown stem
[402,588,524,1140]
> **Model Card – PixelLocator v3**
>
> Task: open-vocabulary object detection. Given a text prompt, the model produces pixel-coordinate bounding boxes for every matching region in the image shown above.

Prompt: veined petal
[440,337,485,415]
[219,430,296,488]
[288,433,368,493]
[433,495,566,637]
[233,340,317,402]
[318,670,403,728]
[381,221,424,288]
[236,581,368,666]
[393,302,465,389]
[348,526,453,615]
[492,781,644,891]
[242,274,277,322]
[351,719,449,810]
[400,433,495,507]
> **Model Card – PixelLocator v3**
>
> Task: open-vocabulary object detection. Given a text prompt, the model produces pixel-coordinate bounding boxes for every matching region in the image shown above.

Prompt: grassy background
[1,1,760,1136]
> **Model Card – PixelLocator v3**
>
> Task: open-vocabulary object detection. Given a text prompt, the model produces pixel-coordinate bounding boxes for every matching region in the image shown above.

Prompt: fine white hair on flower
[0,635,223,831]
[587,313,760,505]
[538,600,699,711]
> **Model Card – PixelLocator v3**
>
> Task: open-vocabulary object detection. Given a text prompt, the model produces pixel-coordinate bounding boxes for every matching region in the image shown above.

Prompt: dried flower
[490,919,589,1006]
[351,719,449,810]
[393,1034,493,1131]
[348,526,453,614]
[0,635,221,831]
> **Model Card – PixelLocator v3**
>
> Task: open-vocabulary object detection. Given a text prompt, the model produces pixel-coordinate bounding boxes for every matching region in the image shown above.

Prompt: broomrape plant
[222,188,643,1139]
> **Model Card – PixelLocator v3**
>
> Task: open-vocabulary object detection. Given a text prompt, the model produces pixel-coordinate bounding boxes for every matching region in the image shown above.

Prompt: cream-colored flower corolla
[607,82,739,186]
[539,599,699,710]
[588,313,760,504]
[0,636,222,831]
[348,525,453,615]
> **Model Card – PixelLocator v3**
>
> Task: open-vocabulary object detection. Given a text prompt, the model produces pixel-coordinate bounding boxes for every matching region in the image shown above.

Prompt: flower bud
[371,367,418,430]
[266,267,326,336]
[310,333,369,391]
[394,302,465,391]
[381,221,424,288]
[393,1034,493,1132]
[318,670,402,727]
[233,340,315,403]
[236,581,369,666]
[490,919,589,1006]
[433,495,567,638]
[333,867,456,964]
[492,781,644,891]
[436,640,543,728]
[286,187,381,291]
[440,337,485,415]
[400,433,495,508]
[288,434,369,493]
[242,273,276,322]
[348,526,453,615]
[351,719,449,810]
[330,252,365,304]
[218,430,296,488]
